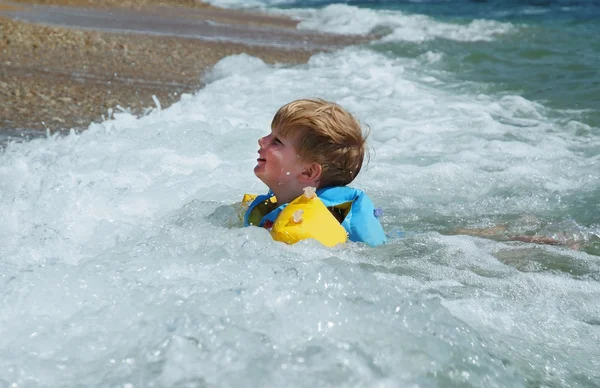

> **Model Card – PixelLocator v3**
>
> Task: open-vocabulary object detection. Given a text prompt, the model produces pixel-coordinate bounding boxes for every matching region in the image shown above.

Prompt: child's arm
[450,225,582,250]
[206,195,256,229]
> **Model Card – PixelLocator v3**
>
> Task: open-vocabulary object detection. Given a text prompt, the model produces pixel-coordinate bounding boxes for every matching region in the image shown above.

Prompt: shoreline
[0,0,367,137]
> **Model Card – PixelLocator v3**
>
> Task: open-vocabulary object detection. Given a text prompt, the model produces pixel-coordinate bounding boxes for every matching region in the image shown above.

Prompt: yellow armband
[271,187,347,247]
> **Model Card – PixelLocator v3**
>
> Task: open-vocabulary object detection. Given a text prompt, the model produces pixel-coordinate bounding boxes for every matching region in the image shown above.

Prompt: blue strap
[243,191,286,227]
[318,187,387,246]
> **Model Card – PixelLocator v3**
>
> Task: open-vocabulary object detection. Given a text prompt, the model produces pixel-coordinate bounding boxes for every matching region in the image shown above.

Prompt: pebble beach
[0,0,362,135]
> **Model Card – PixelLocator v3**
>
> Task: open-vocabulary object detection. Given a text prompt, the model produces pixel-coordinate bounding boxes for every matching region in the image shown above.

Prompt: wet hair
[272,98,369,188]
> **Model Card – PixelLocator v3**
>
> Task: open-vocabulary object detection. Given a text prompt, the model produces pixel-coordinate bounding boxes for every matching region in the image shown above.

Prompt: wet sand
[0,0,368,137]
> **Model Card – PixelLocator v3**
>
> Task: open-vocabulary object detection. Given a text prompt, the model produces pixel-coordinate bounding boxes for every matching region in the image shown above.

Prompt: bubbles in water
[1,23,598,387]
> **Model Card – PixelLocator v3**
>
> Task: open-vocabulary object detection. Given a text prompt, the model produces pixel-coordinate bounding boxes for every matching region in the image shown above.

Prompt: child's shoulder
[318,186,386,246]
[317,185,364,204]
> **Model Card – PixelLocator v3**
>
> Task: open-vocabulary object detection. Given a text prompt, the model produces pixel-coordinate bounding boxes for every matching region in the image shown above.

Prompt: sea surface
[1,0,599,386]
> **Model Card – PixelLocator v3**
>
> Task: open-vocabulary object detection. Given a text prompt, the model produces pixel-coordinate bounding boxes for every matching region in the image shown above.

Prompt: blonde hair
[273,98,368,188]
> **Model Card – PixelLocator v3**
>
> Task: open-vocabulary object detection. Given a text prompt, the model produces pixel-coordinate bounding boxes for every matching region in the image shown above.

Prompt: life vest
[243,186,386,247]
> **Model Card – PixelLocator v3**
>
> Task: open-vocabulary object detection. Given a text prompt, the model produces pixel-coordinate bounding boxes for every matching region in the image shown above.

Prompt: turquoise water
[289,0,600,127]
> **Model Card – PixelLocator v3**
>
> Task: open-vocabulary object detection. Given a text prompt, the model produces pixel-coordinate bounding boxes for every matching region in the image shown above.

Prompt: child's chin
[254,169,267,183]
[253,165,263,177]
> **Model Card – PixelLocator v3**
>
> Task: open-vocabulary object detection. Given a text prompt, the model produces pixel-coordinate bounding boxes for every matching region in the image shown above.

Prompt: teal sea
[283,0,600,132]
[365,0,600,128]
[1,0,599,386]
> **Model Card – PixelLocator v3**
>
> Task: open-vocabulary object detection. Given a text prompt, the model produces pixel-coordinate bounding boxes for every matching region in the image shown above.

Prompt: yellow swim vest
[270,187,348,247]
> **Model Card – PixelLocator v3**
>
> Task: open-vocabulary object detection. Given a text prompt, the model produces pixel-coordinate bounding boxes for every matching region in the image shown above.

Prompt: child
[243,98,386,247]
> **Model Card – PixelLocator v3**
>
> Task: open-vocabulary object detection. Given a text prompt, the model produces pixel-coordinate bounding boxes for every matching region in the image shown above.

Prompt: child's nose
[258,136,266,147]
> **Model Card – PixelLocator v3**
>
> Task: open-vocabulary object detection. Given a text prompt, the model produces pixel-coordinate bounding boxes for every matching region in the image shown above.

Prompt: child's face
[255,128,306,192]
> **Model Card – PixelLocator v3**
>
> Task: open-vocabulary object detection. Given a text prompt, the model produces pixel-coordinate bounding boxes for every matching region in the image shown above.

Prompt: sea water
[1,1,599,386]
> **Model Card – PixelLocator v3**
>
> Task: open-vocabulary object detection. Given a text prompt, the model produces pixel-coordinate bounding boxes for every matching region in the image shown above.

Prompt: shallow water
[1,1,599,386]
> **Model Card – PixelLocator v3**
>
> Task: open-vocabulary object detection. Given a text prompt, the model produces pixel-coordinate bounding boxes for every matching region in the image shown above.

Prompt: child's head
[255,98,368,203]
[272,99,367,187]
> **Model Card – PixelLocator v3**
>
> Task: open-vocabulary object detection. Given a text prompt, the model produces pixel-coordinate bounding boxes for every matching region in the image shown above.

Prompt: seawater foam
[204,1,516,42]
[285,4,517,42]
[1,50,599,386]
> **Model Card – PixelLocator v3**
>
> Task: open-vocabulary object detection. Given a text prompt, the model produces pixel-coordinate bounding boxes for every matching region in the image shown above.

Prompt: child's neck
[272,186,310,205]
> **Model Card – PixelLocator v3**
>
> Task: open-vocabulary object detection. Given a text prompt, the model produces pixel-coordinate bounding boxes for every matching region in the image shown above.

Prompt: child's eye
[274,137,283,145]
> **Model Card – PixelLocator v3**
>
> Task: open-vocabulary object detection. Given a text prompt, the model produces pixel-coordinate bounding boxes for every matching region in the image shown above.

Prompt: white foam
[1,48,599,386]
[203,2,516,42]
[267,4,515,42]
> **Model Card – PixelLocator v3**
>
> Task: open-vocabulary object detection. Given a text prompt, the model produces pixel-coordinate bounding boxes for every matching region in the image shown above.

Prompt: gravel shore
[0,0,362,135]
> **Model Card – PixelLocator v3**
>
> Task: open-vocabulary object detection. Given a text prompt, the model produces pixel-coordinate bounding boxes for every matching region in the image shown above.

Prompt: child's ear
[300,162,322,183]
